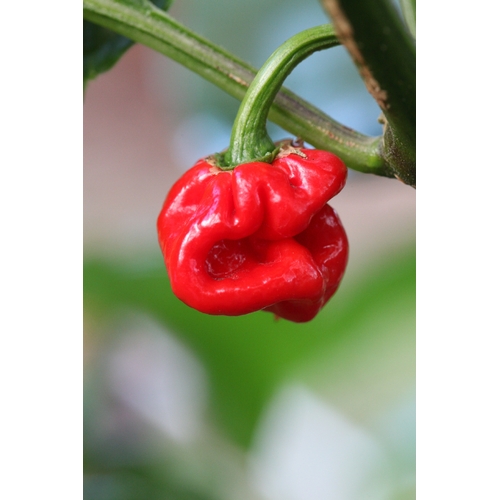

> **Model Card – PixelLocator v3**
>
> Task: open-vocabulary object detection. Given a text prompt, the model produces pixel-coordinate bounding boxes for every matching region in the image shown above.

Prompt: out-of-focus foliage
[83,0,172,87]
[84,246,414,447]
[84,244,415,499]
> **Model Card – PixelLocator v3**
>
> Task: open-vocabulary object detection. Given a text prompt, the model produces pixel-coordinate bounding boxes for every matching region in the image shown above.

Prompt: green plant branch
[83,0,393,177]
[322,0,416,186]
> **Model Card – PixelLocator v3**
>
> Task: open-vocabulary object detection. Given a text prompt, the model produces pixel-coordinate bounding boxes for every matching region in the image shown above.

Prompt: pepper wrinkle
[157,147,349,322]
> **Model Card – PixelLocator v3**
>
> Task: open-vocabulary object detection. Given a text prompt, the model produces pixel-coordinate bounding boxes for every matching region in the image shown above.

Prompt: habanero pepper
[157,144,348,322]
[157,24,349,322]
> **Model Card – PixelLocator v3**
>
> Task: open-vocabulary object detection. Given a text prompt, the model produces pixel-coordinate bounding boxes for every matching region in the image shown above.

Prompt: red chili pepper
[157,146,348,322]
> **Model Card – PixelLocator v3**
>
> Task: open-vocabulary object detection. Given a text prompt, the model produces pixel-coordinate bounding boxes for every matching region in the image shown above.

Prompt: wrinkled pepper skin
[157,148,349,322]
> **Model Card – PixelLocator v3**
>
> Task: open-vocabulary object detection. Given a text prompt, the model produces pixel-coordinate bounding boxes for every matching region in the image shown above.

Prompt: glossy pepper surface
[157,146,349,322]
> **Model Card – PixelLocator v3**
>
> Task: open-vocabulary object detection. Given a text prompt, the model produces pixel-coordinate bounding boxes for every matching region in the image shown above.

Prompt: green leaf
[83,0,173,88]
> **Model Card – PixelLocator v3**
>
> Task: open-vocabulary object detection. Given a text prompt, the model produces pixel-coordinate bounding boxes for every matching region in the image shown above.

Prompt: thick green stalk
[322,0,416,186]
[83,0,393,177]
[400,0,416,38]
[224,25,340,167]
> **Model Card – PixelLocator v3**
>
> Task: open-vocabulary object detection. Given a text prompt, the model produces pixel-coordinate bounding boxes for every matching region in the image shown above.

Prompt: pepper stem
[218,24,340,169]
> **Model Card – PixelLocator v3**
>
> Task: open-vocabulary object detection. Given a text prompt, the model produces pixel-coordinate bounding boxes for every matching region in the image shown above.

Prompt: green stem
[222,25,339,168]
[322,0,416,186]
[83,0,392,177]
[399,0,416,39]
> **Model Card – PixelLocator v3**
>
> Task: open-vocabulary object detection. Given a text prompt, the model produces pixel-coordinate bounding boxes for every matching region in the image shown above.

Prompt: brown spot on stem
[227,72,250,87]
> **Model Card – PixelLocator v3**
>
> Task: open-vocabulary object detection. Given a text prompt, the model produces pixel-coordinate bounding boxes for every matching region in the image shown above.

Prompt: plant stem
[322,0,416,186]
[399,0,416,38]
[83,0,393,177]
[222,25,340,168]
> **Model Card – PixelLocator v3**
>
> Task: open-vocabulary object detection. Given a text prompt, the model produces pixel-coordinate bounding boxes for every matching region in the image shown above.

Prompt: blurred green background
[83,1,415,499]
